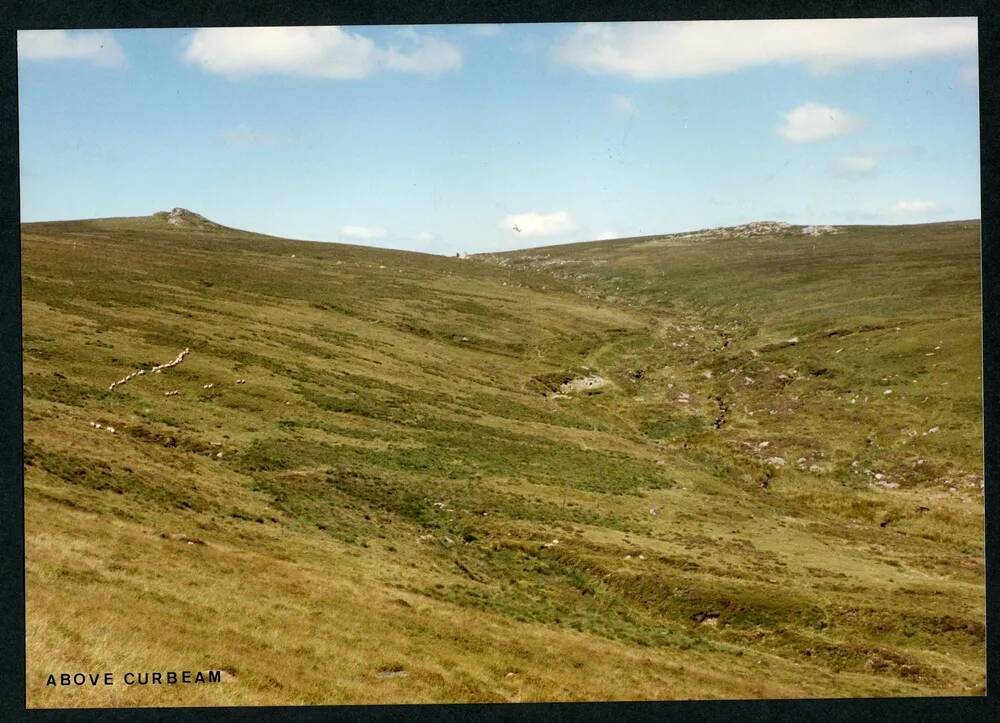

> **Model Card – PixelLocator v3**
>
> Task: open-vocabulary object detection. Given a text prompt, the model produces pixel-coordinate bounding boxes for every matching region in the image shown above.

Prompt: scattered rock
[560,375,607,394]
[802,225,839,236]
[159,532,206,545]
[671,221,790,241]
[697,612,721,626]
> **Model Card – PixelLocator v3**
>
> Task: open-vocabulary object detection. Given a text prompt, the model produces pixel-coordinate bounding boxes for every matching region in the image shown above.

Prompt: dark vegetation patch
[23,373,100,407]
[640,412,709,441]
[23,439,210,511]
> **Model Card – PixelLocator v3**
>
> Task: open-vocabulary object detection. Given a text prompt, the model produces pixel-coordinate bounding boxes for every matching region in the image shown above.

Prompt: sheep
[108,348,191,390]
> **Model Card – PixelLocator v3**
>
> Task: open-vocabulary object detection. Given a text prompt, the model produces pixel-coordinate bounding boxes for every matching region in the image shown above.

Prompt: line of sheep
[107,347,248,396]
[108,347,190,391]
[92,346,249,434]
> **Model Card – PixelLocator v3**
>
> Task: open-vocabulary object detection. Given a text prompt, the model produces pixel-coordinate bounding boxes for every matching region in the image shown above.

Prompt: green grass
[21,214,984,706]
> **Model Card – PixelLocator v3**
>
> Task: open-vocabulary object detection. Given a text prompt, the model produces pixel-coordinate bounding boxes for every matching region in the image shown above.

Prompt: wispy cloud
[960,63,978,88]
[890,199,938,216]
[835,153,877,178]
[340,225,389,241]
[501,211,576,238]
[610,93,637,118]
[778,102,858,143]
[18,30,125,67]
[182,26,461,79]
[552,18,977,80]
[381,28,462,74]
[469,24,503,38]
[223,124,293,147]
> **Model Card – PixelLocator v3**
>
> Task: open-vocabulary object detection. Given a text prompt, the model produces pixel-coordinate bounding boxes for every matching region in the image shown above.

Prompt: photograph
[16,17,985,708]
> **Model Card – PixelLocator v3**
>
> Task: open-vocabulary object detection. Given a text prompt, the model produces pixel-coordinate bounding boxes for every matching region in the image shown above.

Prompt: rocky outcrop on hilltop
[802,225,841,236]
[154,207,225,230]
[672,221,792,241]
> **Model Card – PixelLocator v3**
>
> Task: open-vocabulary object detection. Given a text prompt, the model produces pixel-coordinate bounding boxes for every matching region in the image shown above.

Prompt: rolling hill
[21,212,984,706]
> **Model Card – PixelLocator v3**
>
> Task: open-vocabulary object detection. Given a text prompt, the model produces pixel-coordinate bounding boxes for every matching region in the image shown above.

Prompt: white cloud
[778,103,858,143]
[223,124,291,147]
[835,154,877,178]
[414,231,436,242]
[501,211,576,237]
[595,229,622,240]
[469,24,503,38]
[552,18,977,80]
[183,27,374,79]
[182,26,460,79]
[340,225,388,240]
[891,199,938,216]
[610,94,637,118]
[381,28,462,74]
[18,30,125,67]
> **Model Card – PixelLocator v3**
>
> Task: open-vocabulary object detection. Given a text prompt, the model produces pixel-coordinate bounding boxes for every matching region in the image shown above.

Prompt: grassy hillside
[21,213,984,707]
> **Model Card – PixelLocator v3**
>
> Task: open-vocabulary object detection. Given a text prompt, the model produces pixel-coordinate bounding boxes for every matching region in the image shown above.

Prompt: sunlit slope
[22,215,984,706]
[481,220,984,496]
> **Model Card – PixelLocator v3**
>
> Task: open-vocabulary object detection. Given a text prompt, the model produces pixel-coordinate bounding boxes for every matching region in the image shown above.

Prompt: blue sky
[18,19,980,254]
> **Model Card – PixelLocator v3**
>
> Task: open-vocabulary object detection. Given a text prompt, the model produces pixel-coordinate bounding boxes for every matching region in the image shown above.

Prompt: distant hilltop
[152,207,226,231]
[671,221,842,240]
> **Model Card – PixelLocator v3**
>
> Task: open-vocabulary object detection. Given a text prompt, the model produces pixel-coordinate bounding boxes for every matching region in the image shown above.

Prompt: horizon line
[19,211,983,257]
